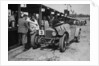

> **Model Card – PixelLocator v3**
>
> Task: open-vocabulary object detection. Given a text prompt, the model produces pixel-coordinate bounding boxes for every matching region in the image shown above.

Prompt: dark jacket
[18,18,29,33]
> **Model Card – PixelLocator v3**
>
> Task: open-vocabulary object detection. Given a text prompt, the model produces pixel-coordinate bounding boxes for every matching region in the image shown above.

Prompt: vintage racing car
[31,18,81,52]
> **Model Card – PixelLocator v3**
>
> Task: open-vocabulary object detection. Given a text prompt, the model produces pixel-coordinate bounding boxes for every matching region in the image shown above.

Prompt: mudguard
[75,28,81,37]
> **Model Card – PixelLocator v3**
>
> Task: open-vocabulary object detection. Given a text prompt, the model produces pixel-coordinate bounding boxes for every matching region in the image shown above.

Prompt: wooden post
[39,4,42,29]
[18,4,21,19]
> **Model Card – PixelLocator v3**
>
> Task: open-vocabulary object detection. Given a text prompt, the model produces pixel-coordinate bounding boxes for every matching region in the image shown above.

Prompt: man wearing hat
[18,13,29,51]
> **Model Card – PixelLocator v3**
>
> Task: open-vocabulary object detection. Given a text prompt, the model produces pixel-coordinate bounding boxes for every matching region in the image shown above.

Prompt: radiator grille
[45,30,53,38]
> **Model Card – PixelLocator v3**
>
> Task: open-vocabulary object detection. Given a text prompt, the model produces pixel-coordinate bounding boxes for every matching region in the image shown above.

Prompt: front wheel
[59,34,68,52]
[31,32,38,49]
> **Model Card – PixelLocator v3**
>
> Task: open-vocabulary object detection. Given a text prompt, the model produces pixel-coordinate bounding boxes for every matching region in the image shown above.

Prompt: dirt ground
[8,17,90,61]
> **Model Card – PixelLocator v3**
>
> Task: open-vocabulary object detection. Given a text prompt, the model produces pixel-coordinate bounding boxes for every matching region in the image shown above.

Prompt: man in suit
[18,14,29,51]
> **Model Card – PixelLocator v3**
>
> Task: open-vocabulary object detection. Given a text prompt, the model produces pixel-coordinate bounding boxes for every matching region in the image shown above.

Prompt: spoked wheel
[31,32,39,49]
[59,34,68,52]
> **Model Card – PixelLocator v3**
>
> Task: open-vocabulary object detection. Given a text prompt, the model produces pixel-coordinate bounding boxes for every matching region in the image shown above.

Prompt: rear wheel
[75,29,81,42]
[59,34,68,52]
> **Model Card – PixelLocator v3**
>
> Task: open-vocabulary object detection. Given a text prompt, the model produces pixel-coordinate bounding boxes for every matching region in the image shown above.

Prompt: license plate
[39,30,44,35]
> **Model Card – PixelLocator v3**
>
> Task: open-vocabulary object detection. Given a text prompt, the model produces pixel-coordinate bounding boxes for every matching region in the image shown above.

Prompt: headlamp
[52,31,56,36]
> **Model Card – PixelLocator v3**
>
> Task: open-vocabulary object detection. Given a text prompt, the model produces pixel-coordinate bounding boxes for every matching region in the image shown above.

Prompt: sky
[44,4,90,15]
[71,4,90,15]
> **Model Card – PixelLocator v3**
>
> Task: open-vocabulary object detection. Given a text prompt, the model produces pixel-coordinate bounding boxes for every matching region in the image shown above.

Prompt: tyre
[59,34,68,52]
[31,32,38,49]
[75,29,81,42]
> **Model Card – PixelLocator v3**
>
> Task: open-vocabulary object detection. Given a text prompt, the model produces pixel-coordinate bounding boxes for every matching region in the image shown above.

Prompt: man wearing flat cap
[18,14,29,51]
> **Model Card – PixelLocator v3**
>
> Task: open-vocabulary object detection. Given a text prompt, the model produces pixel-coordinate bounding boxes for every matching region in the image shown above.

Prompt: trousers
[18,33,27,45]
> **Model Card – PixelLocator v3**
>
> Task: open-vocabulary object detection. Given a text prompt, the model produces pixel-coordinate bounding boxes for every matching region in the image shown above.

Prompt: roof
[43,4,66,13]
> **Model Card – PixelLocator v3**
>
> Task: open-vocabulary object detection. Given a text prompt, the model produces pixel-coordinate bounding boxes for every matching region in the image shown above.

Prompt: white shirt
[27,18,39,31]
